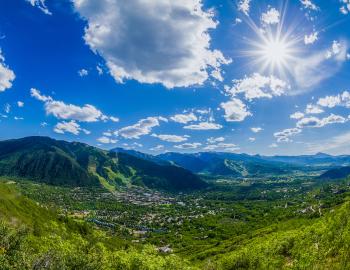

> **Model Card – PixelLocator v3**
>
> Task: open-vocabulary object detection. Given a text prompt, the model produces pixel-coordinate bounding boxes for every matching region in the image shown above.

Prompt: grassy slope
[216,199,350,270]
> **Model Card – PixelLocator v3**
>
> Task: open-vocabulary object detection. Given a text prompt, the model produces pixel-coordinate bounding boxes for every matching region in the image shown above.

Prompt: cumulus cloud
[183,122,222,130]
[225,73,289,100]
[305,104,324,114]
[293,40,348,90]
[151,134,189,143]
[73,0,231,88]
[251,127,263,133]
[78,69,88,77]
[170,112,197,124]
[317,91,350,108]
[274,128,302,143]
[340,0,350,14]
[296,114,347,128]
[17,101,24,108]
[97,136,117,144]
[116,117,167,139]
[109,116,120,122]
[221,98,251,122]
[174,142,202,149]
[207,137,225,143]
[238,0,251,16]
[54,120,90,135]
[290,112,304,119]
[0,50,15,92]
[31,88,112,122]
[261,8,280,25]
[304,32,318,45]
[25,0,51,15]
[300,0,319,11]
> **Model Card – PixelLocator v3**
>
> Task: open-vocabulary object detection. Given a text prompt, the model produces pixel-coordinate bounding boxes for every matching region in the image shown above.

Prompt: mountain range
[0,136,206,191]
[1,136,350,192]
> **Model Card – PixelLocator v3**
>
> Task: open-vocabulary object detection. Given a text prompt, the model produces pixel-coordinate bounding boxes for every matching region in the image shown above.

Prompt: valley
[1,137,350,269]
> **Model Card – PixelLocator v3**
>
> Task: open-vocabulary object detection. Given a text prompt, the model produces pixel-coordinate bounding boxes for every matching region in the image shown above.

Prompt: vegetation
[1,137,350,269]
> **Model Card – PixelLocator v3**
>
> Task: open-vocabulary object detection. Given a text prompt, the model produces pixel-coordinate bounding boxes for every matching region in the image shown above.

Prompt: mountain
[260,152,350,167]
[157,151,350,177]
[318,166,350,180]
[0,136,206,191]
[158,152,295,177]
[111,147,170,165]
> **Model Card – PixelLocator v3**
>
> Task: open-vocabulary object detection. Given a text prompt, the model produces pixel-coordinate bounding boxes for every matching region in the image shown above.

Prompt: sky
[0,0,350,155]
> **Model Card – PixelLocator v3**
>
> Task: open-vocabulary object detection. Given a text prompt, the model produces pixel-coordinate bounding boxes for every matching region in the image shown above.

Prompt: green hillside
[0,180,194,270]
[0,137,206,192]
[218,199,350,269]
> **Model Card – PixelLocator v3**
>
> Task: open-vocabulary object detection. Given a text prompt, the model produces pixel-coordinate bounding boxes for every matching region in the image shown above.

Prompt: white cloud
[207,137,225,143]
[325,40,343,59]
[305,104,324,114]
[248,137,256,142]
[109,116,120,122]
[103,131,112,137]
[17,101,24,107]
[204,142,239,152]
[116,116,167,139]
[293,40,348,90]
[296,114,347,128]
[307,131,350,155]
[261,8,280,25]
[300,0,319,11]
[78,69,88,77]
[150,145,165,151]
[175,142,202,149]
[269,143,278,148]
[290,112,304,119]
[339,0,350,14]
[4,103,10,114]
[251,127,263,133]
[317,91,350,108]
[183,122,222,130]
[26,0,51,15]
[97,136,117,144]
[31,88,111,122]
[170,113,197,124]
[237,0,251,16]
[73,0,231,88]
[14,116,24,120]
[221,98,251,122]
[274,128,302,143]
[96,66,103,75]
[234,18,242,25]
[0,50,15,92]
[151,134,188,143]
[304,32,318,45]
[54,120,90,135]
[226,73,289,100]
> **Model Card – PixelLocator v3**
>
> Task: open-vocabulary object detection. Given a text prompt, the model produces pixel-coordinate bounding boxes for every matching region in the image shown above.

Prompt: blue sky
[0,0,350,155]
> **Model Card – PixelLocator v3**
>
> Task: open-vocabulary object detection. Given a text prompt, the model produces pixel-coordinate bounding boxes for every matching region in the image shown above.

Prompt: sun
[246,32,299,76]
[261,38,289,66]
